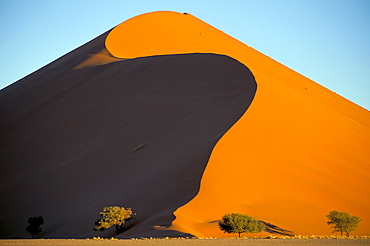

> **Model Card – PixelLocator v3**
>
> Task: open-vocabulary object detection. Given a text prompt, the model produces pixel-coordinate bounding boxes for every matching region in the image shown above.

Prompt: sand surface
[1,239,370,246]
[1,11,369,239]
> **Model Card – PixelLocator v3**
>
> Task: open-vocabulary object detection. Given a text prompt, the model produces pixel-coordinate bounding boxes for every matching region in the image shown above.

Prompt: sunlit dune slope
[106,11,370,237]
[0,28,256,238]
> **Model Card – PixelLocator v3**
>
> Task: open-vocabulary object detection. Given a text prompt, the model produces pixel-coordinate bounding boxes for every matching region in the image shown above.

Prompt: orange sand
[106,11,370,237]
[73,48,122,69]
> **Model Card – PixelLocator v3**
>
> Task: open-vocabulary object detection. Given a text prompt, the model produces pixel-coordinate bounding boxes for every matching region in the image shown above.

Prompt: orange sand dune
[106,11,370,237]
[1,11,369,239]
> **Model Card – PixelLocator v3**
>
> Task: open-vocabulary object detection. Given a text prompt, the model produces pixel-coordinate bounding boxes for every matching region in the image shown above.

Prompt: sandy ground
[1,239,370,246]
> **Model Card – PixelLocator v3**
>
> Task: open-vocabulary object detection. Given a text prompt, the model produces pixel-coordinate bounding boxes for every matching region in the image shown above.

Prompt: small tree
[26,216,44,239]
[219,213,265,238]
[326,210,361,237]
[94,206,134,235]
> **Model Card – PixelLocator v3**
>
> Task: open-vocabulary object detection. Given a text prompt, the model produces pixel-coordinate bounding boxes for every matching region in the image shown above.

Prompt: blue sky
[1,0,369,110]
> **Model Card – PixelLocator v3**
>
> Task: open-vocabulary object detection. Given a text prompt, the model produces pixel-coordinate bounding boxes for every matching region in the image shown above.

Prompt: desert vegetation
[19,210,363,240]
[132,143,145,152]
[326,210,361,237]
[218,213,265,237]
[25,216,44,239]
[94,206,135,235]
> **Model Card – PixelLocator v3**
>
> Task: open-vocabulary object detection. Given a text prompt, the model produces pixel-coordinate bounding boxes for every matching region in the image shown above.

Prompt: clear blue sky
[1,0,369,110]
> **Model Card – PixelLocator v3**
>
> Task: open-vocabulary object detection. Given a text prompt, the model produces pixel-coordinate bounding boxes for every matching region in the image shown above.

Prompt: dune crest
[105,11,236,59]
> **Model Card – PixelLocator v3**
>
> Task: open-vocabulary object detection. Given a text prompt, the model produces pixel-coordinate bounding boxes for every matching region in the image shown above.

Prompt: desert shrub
[132,144,145,152]
[219,213,265,237]
[94,206,134,235]
[326,210,361,237]
[26,216,44,239]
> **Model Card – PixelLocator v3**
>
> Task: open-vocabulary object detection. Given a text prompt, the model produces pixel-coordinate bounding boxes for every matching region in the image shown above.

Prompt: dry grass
[267,235,370,239]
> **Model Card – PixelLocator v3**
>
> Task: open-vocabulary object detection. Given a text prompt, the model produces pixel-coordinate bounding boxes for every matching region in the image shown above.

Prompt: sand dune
[0,11,369,239]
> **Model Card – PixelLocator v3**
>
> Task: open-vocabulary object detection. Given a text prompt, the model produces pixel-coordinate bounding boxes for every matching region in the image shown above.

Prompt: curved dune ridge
[0,29,256,238]
[106,11,370,237]
[0,10,369,239]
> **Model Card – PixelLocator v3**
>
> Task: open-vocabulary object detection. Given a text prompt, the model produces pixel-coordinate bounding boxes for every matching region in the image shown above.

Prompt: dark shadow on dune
[0,30,257,239]
[261,221,294,236]
[208,220,220,224]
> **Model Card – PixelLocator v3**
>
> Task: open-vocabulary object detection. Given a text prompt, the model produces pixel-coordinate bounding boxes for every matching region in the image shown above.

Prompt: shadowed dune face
[0,35,257,239]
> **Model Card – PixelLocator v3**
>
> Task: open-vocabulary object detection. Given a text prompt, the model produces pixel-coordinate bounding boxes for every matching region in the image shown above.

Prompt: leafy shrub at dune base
[94,206,135,235]
[326,210,361,237]
[219,213,265,238]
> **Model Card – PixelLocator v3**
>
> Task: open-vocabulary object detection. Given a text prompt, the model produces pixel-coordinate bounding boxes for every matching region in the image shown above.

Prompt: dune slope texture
[0,29,256,237]
[1,11,369,239]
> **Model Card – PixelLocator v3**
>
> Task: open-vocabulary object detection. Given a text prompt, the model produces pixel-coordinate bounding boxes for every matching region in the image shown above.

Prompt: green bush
[94,206,134,235]
[219,213,265,237]
[326,210,361,237]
